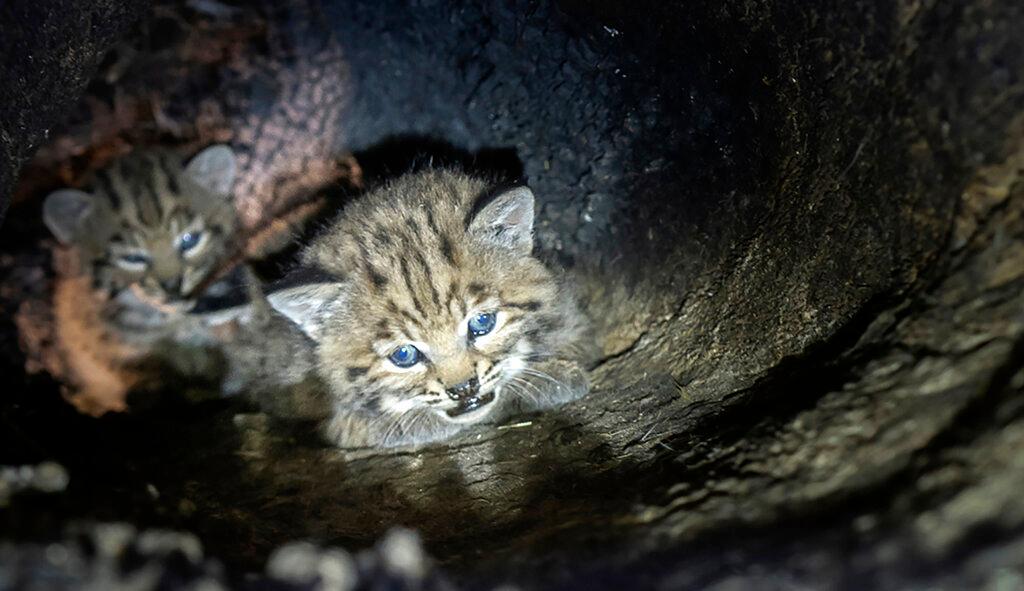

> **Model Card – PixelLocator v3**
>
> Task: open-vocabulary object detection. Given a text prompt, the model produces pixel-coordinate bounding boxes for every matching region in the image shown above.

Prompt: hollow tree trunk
[1,0,1023,589]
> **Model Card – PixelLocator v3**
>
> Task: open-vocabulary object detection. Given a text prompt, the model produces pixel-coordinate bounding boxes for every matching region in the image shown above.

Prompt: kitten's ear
[468,186,535,254]
[43,189,94,244]
[266,282,346,342]
[184,144,236,196]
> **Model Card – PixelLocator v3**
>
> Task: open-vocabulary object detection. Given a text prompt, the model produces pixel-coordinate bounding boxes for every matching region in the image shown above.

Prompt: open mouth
[445,391,496,418]
[126,284,196,314]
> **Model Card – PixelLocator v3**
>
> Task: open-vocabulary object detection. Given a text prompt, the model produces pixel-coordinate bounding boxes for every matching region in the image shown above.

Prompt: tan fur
[278,169,595,448]
[209,272,330,420]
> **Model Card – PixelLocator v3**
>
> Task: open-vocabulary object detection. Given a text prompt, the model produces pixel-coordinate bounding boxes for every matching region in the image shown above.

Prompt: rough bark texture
[2,0,1024,589]
[0,0,147,222]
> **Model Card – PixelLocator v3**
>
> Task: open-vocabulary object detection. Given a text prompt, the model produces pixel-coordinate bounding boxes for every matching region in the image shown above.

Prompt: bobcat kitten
[272,169,595,448]
[44,145,239,319]
[38,146,238,414]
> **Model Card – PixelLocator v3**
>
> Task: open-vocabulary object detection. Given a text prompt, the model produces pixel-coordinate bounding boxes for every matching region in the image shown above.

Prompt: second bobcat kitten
[44,146,239,317]
[272,169,595,448]
[37,146,238,414]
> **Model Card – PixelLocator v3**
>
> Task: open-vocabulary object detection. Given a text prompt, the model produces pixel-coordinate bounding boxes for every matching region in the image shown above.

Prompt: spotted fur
[272,169,595,448]
[43,145,239,308]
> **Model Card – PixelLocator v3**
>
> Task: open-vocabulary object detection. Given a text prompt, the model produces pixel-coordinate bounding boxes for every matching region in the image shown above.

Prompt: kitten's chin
[120,285,196,314]
[438,391,498,424]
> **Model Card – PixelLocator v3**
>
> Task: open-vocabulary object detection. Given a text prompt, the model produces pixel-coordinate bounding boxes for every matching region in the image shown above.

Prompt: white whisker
[506,378,542,407]
[502,383,533,407]
[380,407,415,446]
[404,409,432,442]
[515,367,571,393]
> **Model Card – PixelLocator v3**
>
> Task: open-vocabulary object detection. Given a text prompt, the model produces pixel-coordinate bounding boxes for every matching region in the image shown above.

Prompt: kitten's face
[274,170,580,443]
[44,146,238,308]
[326,245,559,427]
[97,203,230,306]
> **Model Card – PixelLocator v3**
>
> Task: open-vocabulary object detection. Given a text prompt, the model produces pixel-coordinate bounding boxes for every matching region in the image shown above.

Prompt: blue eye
[118,253,150,267]
[468,312,497,337]
[388,344,421,368]
[178,231,203,253]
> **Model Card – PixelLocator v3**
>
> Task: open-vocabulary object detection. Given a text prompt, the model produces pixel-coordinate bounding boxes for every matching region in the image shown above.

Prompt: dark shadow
[354,135,524,187]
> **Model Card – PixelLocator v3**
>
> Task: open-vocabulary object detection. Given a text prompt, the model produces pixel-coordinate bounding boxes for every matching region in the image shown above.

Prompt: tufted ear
[43,189,95,245]
[184,144,236,196]
[468,186,535,254]
[266,282,347,343]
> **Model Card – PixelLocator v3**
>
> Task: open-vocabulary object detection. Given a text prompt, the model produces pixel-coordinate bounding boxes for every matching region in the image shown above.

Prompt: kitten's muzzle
[444,377,497,418]
[159,277,182,296]
[445,377,480,401]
